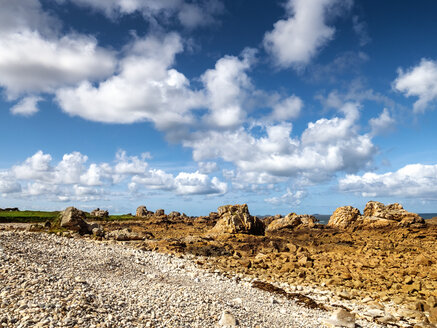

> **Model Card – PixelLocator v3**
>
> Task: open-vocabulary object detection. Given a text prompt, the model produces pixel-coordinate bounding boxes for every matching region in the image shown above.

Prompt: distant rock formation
[155,209,165,216]
[266,213,318,232]
[90,208,109,218]
[168,211,181,219]
[328,201,425,229]
[210,204,265,235]
[136,206,149,217]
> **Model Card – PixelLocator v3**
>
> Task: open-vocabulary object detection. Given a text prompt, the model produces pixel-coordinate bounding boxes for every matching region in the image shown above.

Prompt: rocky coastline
[1,201,436,327]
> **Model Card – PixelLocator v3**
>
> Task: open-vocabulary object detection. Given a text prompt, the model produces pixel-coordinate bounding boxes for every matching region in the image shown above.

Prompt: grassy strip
[0,210,137,223]
[89,215,137,222]
[0,211,59,223]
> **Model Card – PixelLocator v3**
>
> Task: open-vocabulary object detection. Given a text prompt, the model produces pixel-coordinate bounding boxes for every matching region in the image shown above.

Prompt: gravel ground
[0,231,386,328]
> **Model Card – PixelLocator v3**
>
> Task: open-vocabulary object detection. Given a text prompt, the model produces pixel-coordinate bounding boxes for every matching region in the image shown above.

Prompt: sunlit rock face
[210,204,265,235]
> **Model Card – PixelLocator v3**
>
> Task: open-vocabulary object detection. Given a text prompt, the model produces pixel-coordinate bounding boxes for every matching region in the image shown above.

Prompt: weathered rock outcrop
[210,204,265,235]
[60,207,91,234]
[168,211,181,219]
[155,209,165,216]
[328,201,424,229]
[327,206,361,229]
[136,206,149,217]
[90,208,109,218]
[266,213,318,232]
[363,201,424,226]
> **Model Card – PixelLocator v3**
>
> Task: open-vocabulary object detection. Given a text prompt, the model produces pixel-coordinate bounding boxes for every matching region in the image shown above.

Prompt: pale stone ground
[0,231,394,328]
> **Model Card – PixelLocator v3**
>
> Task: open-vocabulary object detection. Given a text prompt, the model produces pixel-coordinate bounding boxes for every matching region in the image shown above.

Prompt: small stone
[322,308,355,328]
[218,310,237,327]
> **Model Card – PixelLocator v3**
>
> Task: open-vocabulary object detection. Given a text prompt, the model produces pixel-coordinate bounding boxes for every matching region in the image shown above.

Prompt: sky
[1,0,437,216]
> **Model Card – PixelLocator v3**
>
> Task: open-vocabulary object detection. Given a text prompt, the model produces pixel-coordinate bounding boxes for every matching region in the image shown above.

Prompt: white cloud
[198,162,218,174]
[339,163,437,199]
[64,0,224,29]
[174,172,227,195]
[201,48,256,128]
[394,58,437,113]
[265,188,306,206]
[0,0,116,100]
[0,0,60,36]
[0,31,116,100]
[369,108,395,136]
[1,150,227,200]
[12,150,53,180]
[263,0,349,68]
[0,172,21,194]
[56,33,204,129]
[185,103,375,185]
[10,96,42,116]
[271,95,303,121]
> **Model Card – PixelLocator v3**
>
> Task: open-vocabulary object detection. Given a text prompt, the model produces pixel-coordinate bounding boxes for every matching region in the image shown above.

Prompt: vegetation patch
[0,210,59,223]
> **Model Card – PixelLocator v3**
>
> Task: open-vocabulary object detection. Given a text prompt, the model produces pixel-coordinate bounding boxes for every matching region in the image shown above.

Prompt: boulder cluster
[328,201,425,230]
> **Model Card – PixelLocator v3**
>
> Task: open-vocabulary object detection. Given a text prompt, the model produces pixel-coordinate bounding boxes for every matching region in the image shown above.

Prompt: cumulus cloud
[394,58,437,113]
[10,96,42,116]
[339,164,437,199]
[270,95,303,121]
[0,172,21,194]
[56,33,204,129]
[263,0,351,68]
[369,108,395,136]
[265,188,306,206]
[184,102,375,185]
[1,150,227,201]
[198,162,218,174]
[0,0,116,100]
[201,48,256,128]
[64,0,224,29]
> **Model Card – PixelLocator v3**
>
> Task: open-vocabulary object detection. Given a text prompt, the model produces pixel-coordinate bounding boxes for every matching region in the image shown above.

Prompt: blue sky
[1,0,437,216]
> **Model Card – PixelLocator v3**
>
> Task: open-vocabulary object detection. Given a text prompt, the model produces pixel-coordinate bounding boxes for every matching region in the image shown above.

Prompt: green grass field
[0,210,60,223]
[0,210,136,223]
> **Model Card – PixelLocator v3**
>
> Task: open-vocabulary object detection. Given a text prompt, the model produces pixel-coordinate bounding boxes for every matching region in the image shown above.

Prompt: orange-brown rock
[364,201,424,226]
[210,204,265,235]
[327,206,361,229]
[266,213,317,232]
[328,201,424,230]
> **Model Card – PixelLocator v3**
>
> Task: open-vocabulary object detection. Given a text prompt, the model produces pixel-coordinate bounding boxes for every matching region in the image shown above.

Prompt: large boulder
[266,213,318,232]
[210,204,265,235]
[60,207,91,234]
[327,206,361,229]
[328,201,424,230]
[136,206,149,217]
[90,208,109,218]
